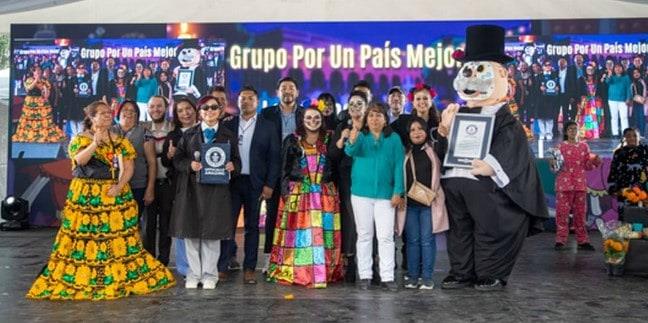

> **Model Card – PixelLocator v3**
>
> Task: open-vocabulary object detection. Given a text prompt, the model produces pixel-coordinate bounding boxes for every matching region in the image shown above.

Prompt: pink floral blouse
[555,141,598,192]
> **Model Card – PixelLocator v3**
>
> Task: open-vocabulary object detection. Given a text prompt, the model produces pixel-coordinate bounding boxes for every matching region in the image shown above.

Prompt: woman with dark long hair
[267,107,344,288]
[396,117,448,290]
[630,68,646,135]
[329,90,368,282]
[161,97,199,277]
[576,64,604,139]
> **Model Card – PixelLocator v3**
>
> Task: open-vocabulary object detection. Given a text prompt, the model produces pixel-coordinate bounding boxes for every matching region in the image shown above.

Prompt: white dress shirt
[559,68,567,94]
[238,114,257,175]
[200,121,219,141]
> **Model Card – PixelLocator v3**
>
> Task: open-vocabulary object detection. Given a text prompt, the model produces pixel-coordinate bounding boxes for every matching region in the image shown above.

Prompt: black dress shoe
[577,243,595,251]
[441,275,473,289]
[358,279,372,290]
[474,278,506,291]
[554,242,565,251]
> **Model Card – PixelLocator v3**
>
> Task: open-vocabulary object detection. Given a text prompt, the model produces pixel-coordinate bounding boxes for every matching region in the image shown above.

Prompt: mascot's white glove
[439,103,460,137]
[471,159,495,176]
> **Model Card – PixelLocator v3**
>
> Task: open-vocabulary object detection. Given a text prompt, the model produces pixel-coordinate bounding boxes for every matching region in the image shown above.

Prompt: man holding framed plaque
[437,25,548,292]
[171,95,241,289]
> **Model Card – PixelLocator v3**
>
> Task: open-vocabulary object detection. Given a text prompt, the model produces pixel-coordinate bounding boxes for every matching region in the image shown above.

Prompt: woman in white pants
[344,103,405,291]
[605,63,632,137]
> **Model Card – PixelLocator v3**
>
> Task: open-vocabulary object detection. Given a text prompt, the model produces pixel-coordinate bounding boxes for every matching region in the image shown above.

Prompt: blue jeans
[174,238,189,276]
[405,205,436,281]
[633,102,645,135]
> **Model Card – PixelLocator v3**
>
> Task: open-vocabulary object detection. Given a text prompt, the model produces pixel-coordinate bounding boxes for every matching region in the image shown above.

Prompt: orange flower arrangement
[621,186,648,204]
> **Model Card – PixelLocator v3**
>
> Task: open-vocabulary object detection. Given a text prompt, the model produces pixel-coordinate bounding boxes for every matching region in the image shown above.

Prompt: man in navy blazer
[259,76,304,273]
[218,85,281,284]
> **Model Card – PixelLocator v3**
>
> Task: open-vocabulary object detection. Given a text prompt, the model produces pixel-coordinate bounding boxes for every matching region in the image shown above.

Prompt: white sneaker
[185,277,199,289]
[546,134,553,140]
[202,279,218,289]
[539,134,545,140]
[419,281,435,290]
[404,282,418,289]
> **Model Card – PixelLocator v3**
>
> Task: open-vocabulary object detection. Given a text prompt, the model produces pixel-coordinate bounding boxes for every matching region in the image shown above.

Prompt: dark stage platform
[1,229,647,322]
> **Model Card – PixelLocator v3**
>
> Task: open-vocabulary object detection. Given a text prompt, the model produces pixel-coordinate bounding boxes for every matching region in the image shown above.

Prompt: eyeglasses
[200,104,222,111]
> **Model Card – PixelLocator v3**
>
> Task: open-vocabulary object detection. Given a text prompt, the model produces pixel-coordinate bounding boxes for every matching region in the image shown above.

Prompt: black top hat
[455,25,513,64]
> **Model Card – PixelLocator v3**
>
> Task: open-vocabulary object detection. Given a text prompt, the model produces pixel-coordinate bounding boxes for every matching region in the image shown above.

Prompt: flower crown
[407,83,437,102]
[316,99,327,113]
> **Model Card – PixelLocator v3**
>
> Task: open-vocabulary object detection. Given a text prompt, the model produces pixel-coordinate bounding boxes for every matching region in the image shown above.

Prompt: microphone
[193,151,201,182]
[343,119,353,143]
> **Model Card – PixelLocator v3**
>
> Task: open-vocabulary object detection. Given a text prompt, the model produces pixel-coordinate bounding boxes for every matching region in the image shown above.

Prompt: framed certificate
[199,142,230,184]
[443,112,495,168]
[175,69,194,91]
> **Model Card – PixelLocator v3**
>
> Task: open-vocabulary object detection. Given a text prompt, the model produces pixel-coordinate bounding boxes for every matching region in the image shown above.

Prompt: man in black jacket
[219,85,281,284]
[90,59,109,102]
[259,77,304,273]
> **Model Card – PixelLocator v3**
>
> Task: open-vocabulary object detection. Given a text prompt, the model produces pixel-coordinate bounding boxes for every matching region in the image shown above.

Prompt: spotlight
[1,196,29,231]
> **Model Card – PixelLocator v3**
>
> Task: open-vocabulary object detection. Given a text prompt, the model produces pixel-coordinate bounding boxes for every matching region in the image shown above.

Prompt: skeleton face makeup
[453,61,508,106]
[304,109,322,132]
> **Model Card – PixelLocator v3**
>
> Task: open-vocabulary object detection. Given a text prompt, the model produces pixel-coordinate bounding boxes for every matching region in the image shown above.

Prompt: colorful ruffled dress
[267,136,343,288]
[577,80,603,140]
[27,135,175,300]
[12,78,66,143]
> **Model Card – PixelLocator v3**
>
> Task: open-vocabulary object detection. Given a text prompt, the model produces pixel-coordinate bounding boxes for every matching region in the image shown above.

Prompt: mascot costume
[173,40,207,102]
[438,25,548,291]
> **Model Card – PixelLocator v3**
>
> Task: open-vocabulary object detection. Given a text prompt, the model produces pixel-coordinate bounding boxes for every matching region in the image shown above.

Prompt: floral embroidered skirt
[267,181,344,288]
[12,95,66,143]
[26,178,175,300]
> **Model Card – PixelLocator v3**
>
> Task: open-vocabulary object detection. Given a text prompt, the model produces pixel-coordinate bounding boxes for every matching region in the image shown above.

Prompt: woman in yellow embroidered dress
[27,101,175,300]
[12,65,66,143]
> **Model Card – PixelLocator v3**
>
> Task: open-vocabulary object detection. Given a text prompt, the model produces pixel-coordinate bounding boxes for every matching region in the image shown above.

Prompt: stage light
[1,196,29,231]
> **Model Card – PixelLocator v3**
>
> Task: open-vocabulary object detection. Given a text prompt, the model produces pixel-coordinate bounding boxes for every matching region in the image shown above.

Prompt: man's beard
[281,96,295,106]
[152,116,166,123]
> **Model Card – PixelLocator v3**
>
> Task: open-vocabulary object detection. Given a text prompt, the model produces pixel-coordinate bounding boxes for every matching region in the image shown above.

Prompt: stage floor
[1,228,647,322]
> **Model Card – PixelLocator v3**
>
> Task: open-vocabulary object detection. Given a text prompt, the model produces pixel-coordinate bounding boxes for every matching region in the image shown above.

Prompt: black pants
[559,93,577,123]
[219,175,261,271]
[143,178,174,265]
[443,177,530,281]
[337,173,357,255]
[264,183,282,253]
[602,99,612,137]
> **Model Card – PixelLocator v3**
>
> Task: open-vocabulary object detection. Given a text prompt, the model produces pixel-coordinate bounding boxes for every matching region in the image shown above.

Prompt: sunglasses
[200,104,222,111]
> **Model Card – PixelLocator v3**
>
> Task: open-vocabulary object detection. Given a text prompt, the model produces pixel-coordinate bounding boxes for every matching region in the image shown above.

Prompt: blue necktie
[204,128,215,142]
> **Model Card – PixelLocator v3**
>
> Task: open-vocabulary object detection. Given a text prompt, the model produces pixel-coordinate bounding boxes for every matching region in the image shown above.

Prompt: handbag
[633,94,645,105]
[632,84,645,104]
[406,154,436,206]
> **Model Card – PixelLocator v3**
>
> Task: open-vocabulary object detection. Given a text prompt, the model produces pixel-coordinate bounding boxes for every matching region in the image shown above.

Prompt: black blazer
[566,65,586,99]
[161,127,184,180]
[91,68,110,99]
[260,104,305,145]
[222,115,281,191]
